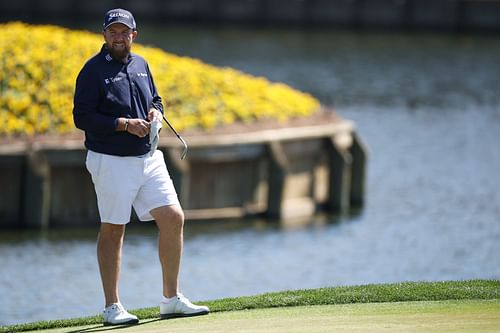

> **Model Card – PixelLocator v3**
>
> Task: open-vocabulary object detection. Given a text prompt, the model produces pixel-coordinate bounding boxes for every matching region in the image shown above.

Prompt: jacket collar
[100,44,132,63]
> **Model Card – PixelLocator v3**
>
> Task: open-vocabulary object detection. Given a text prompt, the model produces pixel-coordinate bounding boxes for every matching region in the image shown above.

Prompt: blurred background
[1,0,500,326]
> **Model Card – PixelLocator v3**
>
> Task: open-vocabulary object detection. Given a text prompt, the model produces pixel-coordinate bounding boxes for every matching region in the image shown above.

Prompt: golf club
[163,115,188,160]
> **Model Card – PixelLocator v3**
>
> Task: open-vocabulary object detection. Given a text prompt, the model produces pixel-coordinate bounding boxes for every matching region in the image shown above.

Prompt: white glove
[149,119,162,156]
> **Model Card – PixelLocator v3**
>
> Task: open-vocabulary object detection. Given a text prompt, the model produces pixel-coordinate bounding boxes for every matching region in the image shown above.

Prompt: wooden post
[22,150,51,228]
[163,148,190,207]
[326,136,352,213]
[349,132,368,207]
[0,155,25,228]
[266,141,289,218]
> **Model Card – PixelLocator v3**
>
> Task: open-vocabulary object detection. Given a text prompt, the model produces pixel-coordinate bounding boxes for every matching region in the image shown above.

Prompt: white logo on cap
[109,12,130,20]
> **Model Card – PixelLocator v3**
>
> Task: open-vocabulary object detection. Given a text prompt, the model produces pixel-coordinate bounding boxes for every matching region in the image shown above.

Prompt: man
[73,8,209,326]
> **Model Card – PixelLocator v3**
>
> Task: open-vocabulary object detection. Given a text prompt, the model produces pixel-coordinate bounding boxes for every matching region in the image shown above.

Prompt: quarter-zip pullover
[73,44,163,156]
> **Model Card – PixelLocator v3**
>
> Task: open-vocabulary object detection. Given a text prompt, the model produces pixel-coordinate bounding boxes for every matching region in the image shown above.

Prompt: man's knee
[152,205,184,229]
[99,223,126,242]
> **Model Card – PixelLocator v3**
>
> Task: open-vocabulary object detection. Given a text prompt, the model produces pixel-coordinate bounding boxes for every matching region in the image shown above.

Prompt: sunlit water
[1,27,500,326]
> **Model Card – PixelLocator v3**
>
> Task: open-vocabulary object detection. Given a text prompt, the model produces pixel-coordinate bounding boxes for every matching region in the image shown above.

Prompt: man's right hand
[119,118,151,138]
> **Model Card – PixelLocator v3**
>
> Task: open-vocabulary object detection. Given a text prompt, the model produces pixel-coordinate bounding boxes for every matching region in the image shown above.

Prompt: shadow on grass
[64,318,163,333]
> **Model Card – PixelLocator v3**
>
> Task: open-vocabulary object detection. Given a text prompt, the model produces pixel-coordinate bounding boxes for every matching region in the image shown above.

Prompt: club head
[179,136,188,160]
[163,115,188,160]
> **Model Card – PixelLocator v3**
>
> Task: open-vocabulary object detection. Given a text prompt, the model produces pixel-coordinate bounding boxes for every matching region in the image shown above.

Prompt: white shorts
[85,150,180,224]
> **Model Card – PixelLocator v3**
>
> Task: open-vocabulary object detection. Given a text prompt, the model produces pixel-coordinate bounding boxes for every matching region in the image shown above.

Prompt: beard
[107,42,131,62]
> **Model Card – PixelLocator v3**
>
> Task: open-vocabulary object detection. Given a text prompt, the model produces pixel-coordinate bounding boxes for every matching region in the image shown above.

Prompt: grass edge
[2,279,499,332]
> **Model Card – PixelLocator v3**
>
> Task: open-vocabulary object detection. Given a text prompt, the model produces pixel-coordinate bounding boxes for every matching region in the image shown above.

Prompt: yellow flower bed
[0,22,320,136]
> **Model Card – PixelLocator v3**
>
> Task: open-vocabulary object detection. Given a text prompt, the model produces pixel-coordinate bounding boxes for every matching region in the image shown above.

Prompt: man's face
[103,23,137,61]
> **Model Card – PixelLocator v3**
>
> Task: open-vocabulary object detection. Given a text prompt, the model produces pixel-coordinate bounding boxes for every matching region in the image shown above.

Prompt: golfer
[73,8,209,326]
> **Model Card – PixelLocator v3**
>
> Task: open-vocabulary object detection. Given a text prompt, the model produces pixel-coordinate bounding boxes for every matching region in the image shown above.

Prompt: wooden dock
[0,112,367,228]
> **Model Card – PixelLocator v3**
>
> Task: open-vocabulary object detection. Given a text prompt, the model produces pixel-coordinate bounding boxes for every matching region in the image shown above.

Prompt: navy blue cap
[103,8,136,31]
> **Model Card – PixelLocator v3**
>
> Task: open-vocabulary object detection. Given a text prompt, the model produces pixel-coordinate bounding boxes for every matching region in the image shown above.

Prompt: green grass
[2,280,499,332]
[45,299,500,333]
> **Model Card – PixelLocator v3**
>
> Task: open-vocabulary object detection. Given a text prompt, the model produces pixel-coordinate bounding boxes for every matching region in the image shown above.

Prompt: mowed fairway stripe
[41,299,500,333]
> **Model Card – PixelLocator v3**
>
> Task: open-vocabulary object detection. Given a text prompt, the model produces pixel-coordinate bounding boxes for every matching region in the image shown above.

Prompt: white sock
[105,302,120,308]
[162,295,178,303]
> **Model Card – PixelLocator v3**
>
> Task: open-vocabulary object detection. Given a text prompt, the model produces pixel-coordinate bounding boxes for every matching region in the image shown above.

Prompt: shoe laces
[177,293,191,303]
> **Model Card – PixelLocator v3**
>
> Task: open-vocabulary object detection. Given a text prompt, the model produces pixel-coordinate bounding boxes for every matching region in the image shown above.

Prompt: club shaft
[163,115,188,159]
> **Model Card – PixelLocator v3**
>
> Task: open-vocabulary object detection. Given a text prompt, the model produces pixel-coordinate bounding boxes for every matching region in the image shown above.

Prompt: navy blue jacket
[73,45,163,156]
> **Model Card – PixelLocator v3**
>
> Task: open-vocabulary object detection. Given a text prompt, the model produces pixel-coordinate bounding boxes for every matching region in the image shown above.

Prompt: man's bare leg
[97,223,125,307]
[151,204,184,298]
[152,204,209,318]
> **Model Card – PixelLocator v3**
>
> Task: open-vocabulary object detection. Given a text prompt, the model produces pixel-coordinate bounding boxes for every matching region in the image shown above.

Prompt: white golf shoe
[103,303,139,326]
[160,294,210,319]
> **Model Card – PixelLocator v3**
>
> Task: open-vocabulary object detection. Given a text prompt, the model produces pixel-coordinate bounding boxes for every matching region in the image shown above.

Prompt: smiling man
[104,16,136,61]
[73,8,209,326]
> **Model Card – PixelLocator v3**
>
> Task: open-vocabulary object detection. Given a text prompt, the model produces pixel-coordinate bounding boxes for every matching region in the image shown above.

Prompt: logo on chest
[104,77,124,85]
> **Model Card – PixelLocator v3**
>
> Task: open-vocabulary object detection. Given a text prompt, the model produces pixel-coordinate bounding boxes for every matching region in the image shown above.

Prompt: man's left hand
[148,109,162,122]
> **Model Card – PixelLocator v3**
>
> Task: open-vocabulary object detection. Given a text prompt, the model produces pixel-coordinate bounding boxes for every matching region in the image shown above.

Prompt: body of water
[1,27,500,326]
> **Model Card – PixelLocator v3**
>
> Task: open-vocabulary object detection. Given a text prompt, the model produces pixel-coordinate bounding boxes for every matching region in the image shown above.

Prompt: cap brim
[103,21,135,30]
